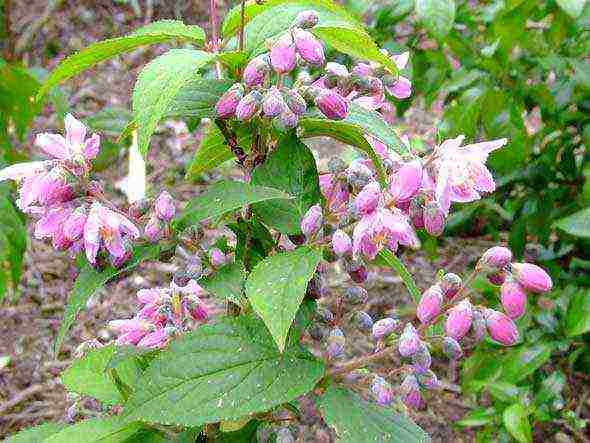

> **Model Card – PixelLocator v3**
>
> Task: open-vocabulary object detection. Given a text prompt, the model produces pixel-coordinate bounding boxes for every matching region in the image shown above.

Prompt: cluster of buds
[215,10,351,129]
[109,279,209,348]
[0,115,141,267]
[130,191,177,243]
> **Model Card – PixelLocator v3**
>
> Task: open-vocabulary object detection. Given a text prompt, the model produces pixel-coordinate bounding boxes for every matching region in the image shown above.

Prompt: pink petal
[83,134,100,159]
[65,113,87,147]
[353,92,386,111]
[392,52,409,70]
[35,133,70,160]
[472,163,496,193]
[463,138,508,162]
[84,205,101,264]
[0,161,50,182]
[105,231,126,258]
[385,76,412,99]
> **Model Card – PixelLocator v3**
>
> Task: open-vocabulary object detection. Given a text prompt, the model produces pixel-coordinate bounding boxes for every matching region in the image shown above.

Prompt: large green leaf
[164,78,232,120]
[0,63,42,139]
[61,344,142,405]
[415,0,456,39]
[0,195,26,302]
[554,207,590,238]
[564,288,590,336]
[132,49,215,156]
[199,261,246,305]
[123,315,325,426]
[499,343,554,383]
[251,133,321,234]
[175,181,291,229]
[44,418,143,443]
[317,386,429,442]
[38,20,205,99]
[502,403,532,443]
[245,246,322,351]
[5,423,66,443]
[54,244,162,355]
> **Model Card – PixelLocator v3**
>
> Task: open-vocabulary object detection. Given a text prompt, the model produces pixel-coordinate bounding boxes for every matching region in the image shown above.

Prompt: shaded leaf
[416,0,456,39]
[199,261,246,305]
[564,288,590,336]
[554,207,590,238]
[5,423,66,443]
[502,403,532,443]
[500,343,554,383]
[0,195,27,302]
[44,418,143,443]
[556,0,587,19]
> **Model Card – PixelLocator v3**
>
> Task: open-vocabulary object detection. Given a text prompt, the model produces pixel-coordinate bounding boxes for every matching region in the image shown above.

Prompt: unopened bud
[154,191,175,222]
[314,89,348,120]
[511,262,552,293]
[282,89,307,115]
[439,272,462,300]
[442,336,463,360]
[236,90,263,121]
[300,204,323,238]
[343,285,368,305]
[325,62,349,82]
[487,270,507,286]
[215,83,244,119]
[411,342,432,371]
[293,10,319,29]
[209,248,227,268]
[416,285,443,324]
[261,87,286,118]
[145,214,163,242]
[484,309,520,346]
[327,327,345,358]
[372,317,398,340]
[346,160,374,190]
[445,300,473,340]
[409,199,424,229]
[424,201,445,236]
[276,109,299,131]
[477,246,512,272]
[371,376,394,406]
[294,28,325,66]
[349,265,368,283]
[400,374,422,409]
[355,311,373,331]
[416,369,441,390]
[128,198,151,219]
[398,323,421,357]
[270,34,296,74]
[500,279,527,319]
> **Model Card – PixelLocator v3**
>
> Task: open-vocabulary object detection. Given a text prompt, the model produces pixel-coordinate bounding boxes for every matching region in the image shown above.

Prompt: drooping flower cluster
[0,115,141,266]
[109,279,209,348]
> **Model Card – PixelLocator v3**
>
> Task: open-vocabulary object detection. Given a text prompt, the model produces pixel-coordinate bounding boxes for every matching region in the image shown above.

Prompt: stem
[209,0,219,51]
[3,0,13,61]
[328,344,397,378]
[238,0,246,51]
[378,249,421,304]
[215,118,247,165]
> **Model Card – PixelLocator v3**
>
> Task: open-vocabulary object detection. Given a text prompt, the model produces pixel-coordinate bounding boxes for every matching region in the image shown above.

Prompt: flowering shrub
[1,1,560,442]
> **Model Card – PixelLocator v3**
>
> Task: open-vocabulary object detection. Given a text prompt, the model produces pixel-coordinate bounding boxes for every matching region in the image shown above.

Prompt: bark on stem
[215,118,247,165]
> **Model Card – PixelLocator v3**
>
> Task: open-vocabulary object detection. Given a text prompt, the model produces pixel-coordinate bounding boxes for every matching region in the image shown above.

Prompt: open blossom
[389,160,422,203]
[352,207,419,260]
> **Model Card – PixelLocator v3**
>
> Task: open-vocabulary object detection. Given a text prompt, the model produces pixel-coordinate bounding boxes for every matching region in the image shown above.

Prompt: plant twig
[0,384,45,415]
[328,344,397,377]
[215,119,247,165]
[239,0,246,51]
[3,0,14,61]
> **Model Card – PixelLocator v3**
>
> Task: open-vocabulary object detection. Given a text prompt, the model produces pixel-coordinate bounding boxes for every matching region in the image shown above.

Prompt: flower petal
[385,76,412,99]
[35,133,70,160]
[83,134,101,159]
[65,113,87,148]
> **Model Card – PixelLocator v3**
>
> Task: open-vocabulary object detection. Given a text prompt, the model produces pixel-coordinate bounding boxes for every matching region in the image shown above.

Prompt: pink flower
[84,202,140,265]
[294,29,325,66]
[398,323,421,357]
[354,181,381,215]
[270,34,296,74]
[389,160,423,203]
[423,200,445,236]
[294,10,319,28]
[478,246,512,272]
[511,263,553,293]
[262,87,286,118]
[352,207,419,260]
[314,89,348,120]
[0,161,53,183]
[372,317,398,340]
[371,376,394,406]
[215,83,244,119]
[500,280,527,319]
[154,191,176,222]
[331,229,352,256]
[236,90,263,121]
[445,300,473,340]
[301,204,323,238]
[400,374,422,409]
[209,248,227,268]
[137,327,174,348]
[319,174,349,216]
[242,55,269,87]
[36,113,100,163]
[484,309,520,346]
[417,285,443,324]
[63,207,88,242]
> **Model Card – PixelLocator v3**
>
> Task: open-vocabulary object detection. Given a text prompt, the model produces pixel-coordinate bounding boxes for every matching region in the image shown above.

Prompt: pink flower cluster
[0,115,141,266]
[109,279,208,348]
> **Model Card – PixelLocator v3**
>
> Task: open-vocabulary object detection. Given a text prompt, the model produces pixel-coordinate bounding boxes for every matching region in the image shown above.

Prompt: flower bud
[400,374,422,409]
[243,54,270,87]
[270,34,296,74]
[307,273,327,299]
[384,75,412,100]
[416,369,441,390]
[343,285,368,305]
[372,317,398,340]
[398,323,420,358]
[346,160,373,190]
[424,201,445,236]
[215,83,244,119]
[186,257,203,280]
[349,265,368,283]
[316,307,334,324]
[445,300,473,340]
[276,109,299,130]
[300,204,323,238]
[325,62,349,82]
[500,280,527,319]
[295,69,313,85]
[470,308,486,342]
[442,336,463,360]
[154,191,175,222]
[293,10,319,29]
[236,90,263,121]
[487,270,507,286]
[327,327,345,358]
[411,342,432,370]
[477,246,512,272]
[416,285,443,324]
[351,63,373,77]
[314,89,348,120]
[371,376,394,406]
[209,247,227,268]
[389,160,422,203]
[145,214,163,242]
[282,89,307,115]
[511,263,552,293]
[128,198,152,219]
[294,28,325,66]
[484,309,520,346]
[354,181,381,215]
[355,311,373,331]
[439,272,462,300]
[261,87,286,118]
[331,229,352,256]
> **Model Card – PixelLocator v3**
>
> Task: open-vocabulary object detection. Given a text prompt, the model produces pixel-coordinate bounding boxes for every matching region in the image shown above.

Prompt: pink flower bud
[209,247,227,268]
[478,246,512,272]
[326,327,345,358]
[314,89,348,120]
[355,311,373,331]
[500,280,527,319]
[389,160,422,203]
[371,376,394,406]
[416,369,441,390]
[325,62,349,80]
[294,29,325,66]
[343,286,368,305]
[354,181,381,215]
[351,63,373,77]
[270,34,296,74]
[293,10,319,29]
[275,109,299,131]
[154,191,175,222]
[384,75,412,99]
[400,374,422,409]
[262,87,286,118]
[411,342,432,370]
[440,272,462,300]
[424,201,445,236]
[409,199,424,229]
[236,90,263,121]
[484,309,520,346]
[300,204,323,238]
[215,83,244,119]
[283,89,307,115]
[511,263,552,293]
[445,300,473,340]
[398,323,420,357]
[487,270,507,286]
[145,214,163,242]
[416,285,443,324]
[349,265,368,283]
[331,229,352,256]
[243,54,270,87]
[372,317,398,340]
[137,327,174,348]
[442,336,463,360]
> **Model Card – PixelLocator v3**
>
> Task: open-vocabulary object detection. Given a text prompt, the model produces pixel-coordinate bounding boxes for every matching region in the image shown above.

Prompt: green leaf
[5,423,66,443]
[251,132,321,234]
[228,216,276,271]
[38,20,206,99]
[83,107,132,136]
[199,261,246,305]
[164,78,233,120]
[0,195,27,302]
[123,315,325,426]
[0,63,42,139]
[534,371,566,406]
[556,0,587,19]
[554,207,590,238]
[502,403,532,443]
[564,288,590,336]
[44,418,143,443]
[456,408,497,427]
[499,343,554,383]
[317,386,429,442]
[376,249,421,304]
[245,246,322,351]
[486,382,520,404]
[186,121,251,179]
[415,0,456,39]
[132,49,215,156]
[175,181,291,229]
[54,244,162,355]
[221,0,360,39]
[61,344,142,405]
